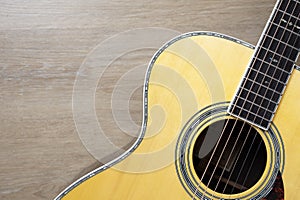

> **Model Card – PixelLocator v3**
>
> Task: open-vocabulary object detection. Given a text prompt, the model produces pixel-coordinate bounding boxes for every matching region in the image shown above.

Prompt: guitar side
[55,32,300,200]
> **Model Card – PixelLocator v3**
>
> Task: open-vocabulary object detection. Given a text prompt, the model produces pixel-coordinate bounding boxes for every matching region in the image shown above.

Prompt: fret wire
[247,72,286,95]
[229,0,299,129]
[264,31,299,52]
[246,40,285,104]
[231,108,272,129]
[269,22,300,41]
[243,72,286,94]
[253,65,293,84]
[276,0,300,17]
[236,92,279,108]
[231,104,272,120]
[270,11,300,33]
[276,8,299,20]
[254,57,293,75]
[241,78,282,103]
[252,0,300,125]
[269,22,300,38]
[261,0,299,121]
[258,46,296,62]
[230,2,282,124]
[239,82,281,105]
[251,1,299,84]
[230,111,268,128]
[272,9,300,26]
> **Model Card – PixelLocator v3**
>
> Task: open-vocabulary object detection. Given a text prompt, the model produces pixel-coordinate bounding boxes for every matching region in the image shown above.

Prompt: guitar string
[228,0,285,130]
[230,130,260,195]
[211,0,286,197]
[242,0,299,131]
[200,119,244,197]
[194,104,255,198]
[193,118,233,200]
[192,1,283,199]
[196,120,248,200]
[191,0,289,199]
[231,2,300,191]
[232,9,300,199]
[192,1,299,199]
[220,126,255,194]
[260,1,300,125]
[211,120,248,192]
[226,1,300,198]
[251,3,300,126]
[223,0,298,191]
[240,140,263,190]
[225,0,300,197]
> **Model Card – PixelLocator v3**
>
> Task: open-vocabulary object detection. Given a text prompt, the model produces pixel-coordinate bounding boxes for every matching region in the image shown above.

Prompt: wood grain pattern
[0,0,277,199]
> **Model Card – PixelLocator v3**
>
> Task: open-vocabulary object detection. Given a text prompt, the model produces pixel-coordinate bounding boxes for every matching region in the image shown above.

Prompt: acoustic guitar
[55,0,300,199]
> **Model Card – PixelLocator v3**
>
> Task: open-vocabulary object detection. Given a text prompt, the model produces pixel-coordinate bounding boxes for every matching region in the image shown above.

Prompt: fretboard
[228,0,300,130]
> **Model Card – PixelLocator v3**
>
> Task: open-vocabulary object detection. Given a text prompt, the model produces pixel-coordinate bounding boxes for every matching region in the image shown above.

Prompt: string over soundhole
[192,119,267,195]
[176,102,283,199]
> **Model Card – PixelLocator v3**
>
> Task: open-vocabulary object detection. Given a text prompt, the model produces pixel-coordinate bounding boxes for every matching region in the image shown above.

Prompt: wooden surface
[0,0,276,199]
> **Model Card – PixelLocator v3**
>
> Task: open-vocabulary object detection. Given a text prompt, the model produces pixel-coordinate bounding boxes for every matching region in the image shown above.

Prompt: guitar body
[56,32,300,200]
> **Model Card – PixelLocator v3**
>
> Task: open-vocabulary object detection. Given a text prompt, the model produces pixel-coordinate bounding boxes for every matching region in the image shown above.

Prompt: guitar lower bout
[55,32,300,200]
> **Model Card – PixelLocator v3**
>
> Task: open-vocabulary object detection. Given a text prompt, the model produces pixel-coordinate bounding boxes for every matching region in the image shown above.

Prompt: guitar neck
[228,0,300,130]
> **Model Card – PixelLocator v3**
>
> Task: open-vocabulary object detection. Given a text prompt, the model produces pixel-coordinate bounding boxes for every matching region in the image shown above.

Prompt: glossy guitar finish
[55,32,300,200]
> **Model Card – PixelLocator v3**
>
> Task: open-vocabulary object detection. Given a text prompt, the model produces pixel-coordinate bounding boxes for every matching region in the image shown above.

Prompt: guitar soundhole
[192,119,267,195]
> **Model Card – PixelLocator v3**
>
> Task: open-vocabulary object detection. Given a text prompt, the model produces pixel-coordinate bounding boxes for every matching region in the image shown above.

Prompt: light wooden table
[0,0,276,199]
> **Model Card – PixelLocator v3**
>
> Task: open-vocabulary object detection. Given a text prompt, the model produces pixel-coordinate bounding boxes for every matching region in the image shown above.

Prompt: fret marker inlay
[228,0,300,130]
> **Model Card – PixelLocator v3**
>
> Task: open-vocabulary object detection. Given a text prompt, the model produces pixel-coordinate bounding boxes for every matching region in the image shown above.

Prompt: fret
[238,89,278,110]
[256,47,296,72]
[241,80,282,105]
[270,11,300,35]
[251,58,293,83]
[239,83,284,107]
[267,78,285,92]
[262,34,299,56]
[233,101,273,120]
[271,21,300,39]
[247,69,287,94]
[275,7,300,22]
[230,106,271,129]
[258,85,281,102]
[259,34,299,61]
[258,46,296,63]
[278,0,300,18]
[239,79,281,105]
[249,69,286,90]
[230,90,288,130]
[260,96,277,111]
[267,23,299,48]
[230,105,271,129]
[228,0,300,130]
[253,57,293,75]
